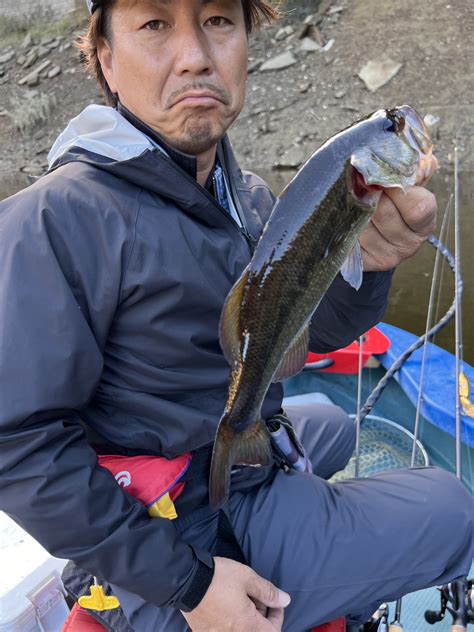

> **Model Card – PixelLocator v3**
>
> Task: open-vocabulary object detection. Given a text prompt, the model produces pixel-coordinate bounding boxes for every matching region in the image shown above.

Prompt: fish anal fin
[272,325,310,382]
[219,270,250,366]
[209,418,271,509]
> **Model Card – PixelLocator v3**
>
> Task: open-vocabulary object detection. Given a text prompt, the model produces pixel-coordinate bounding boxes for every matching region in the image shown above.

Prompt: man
[0,1,471,631]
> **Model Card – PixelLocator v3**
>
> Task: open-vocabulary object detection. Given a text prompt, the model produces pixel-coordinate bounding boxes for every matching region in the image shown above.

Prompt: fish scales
[210,106,433,508]
[235,171,368,412]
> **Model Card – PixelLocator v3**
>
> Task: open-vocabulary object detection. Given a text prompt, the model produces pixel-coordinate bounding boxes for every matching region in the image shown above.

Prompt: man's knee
[287,402,356,479]
[424,467,473,534]
[401,466,473,573]
[415,466,472,514]
[321,404,356,473]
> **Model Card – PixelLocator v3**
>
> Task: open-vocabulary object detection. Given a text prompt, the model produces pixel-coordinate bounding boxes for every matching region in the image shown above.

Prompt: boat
[57,321,473,631]
[285,322,474,494]
[282,322,474,631]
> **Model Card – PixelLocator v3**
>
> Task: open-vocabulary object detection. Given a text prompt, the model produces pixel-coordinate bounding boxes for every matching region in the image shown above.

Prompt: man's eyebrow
[145,0,223,4]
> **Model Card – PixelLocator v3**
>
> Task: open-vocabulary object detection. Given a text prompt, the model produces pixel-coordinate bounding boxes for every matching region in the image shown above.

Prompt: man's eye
[205,16,231,27]
[143,20,169,30]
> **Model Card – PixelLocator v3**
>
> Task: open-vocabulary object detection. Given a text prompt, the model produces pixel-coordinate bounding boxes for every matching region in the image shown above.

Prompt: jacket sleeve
[309,270,394,353]
[0,176,213,611]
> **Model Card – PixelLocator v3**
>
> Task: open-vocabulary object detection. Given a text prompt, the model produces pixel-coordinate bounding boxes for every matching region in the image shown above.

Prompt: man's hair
[76,1,279,107]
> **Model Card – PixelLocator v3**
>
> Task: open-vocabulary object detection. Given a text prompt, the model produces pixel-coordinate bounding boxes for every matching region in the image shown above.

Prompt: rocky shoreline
[0,0,472,194]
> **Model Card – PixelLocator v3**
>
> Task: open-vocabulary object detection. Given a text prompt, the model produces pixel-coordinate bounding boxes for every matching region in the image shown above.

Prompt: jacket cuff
[172,549,215,612]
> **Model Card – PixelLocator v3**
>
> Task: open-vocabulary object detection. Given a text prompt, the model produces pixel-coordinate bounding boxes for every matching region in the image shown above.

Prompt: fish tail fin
[209,417,272,510]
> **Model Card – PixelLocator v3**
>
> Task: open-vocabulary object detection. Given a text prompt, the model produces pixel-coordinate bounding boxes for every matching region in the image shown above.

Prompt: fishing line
[354,335,364,479]
[389,191,453,632]
[451,141,473,490]
[390,188,454,632]
[431,187,453,349]
[357,234,457,423]
[370,152,472,629]
[442,141,470,632]
[411,193,453,465]
[359,155,460,421]
[453,145,463,480]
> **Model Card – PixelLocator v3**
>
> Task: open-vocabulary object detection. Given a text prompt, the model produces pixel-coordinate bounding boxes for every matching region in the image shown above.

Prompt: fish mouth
[351,167,383,203]
[389,105,433,156]
[387,106,434,186]
[350,105,434,201]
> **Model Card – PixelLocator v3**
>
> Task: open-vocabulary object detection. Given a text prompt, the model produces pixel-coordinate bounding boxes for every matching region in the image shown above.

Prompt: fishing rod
[347,195,454,631]
[354,335,364,479]
[389,187,453,632]
[453,145,463,481]
[423,145,473,631]
[356,145,474,631]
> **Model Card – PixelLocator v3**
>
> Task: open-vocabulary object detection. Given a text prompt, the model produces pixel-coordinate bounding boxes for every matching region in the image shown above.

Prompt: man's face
[98,0,248,155]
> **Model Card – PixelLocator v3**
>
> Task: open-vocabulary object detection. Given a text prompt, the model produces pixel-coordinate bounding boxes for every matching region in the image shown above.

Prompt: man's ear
[97,38,118,94]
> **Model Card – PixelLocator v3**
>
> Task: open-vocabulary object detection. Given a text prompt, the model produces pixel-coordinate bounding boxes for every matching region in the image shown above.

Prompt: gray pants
[112,403,473,631]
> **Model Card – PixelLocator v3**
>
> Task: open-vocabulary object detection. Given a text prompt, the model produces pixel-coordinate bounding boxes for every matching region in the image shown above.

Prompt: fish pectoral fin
[272,325,310,382]
[340,241,364,290]
[219,269,250,366]
[209,417,272,509]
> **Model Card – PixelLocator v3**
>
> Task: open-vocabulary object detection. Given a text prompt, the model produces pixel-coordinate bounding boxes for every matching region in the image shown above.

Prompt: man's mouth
[168,84,229,109]
[173,92,223,108]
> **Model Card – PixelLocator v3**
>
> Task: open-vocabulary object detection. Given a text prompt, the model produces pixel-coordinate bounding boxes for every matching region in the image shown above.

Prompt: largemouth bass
[210,105,433,508]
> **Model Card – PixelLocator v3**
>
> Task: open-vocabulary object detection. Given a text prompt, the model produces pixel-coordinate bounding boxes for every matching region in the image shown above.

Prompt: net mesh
[330,416,428,482]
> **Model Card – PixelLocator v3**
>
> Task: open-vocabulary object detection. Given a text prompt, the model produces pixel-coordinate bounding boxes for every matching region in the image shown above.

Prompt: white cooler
[0,512,69,632]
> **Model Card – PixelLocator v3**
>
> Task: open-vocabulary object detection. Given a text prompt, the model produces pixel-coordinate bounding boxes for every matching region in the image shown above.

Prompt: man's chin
[171,131,222,156]
[168,115,231,156]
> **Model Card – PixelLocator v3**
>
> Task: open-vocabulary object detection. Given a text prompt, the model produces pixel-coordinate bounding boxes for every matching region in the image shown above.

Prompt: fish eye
[384,118,397,133]
[385,109,406,134]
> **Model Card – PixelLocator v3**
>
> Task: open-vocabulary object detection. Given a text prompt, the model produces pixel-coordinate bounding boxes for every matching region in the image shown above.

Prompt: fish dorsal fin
[219,270,250,366]
[272,324,310,382]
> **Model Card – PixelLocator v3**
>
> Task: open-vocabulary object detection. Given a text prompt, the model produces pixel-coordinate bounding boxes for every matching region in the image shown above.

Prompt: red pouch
[98,453,192,520]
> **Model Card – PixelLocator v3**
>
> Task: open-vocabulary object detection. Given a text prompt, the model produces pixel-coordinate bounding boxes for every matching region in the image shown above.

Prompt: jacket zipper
[211,172,255,250]
[157,151,256,255]
[216,145,257,253]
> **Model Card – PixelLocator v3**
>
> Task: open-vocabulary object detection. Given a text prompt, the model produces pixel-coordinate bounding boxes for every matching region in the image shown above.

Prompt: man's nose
[173,22,212,76]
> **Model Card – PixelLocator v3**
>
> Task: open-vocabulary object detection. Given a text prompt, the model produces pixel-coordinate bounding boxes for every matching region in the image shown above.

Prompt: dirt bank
[0,0,473,189]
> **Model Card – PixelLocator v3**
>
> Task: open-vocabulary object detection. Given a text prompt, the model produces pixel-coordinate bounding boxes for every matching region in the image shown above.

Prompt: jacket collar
[117,102,200,182]
[47,104,264,238]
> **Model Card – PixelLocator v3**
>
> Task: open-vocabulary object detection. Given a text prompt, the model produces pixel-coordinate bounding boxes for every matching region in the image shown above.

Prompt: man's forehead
[122,0,236,7]
[89,0,240,12]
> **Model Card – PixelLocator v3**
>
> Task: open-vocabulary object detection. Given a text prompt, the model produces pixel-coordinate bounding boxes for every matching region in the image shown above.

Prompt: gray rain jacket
[0,105,393,610]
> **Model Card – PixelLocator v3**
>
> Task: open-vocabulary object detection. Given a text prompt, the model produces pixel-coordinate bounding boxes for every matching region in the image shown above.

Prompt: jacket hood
[48,104,159,168]
[46,104,265,240]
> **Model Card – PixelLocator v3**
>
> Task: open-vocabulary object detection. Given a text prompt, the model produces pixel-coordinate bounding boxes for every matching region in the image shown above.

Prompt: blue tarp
[377,322,474,448]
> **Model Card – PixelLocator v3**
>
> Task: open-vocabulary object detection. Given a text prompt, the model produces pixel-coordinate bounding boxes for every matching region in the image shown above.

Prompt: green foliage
[281,0,323,10]
[7,91,57,135]
[0,7,87,47]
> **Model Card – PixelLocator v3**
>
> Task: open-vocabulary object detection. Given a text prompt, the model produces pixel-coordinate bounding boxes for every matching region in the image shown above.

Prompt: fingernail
[416,199,428,214]
[279,591,291,607]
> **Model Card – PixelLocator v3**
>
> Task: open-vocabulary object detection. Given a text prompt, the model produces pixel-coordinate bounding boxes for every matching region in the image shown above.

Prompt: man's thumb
[248,575,291,608]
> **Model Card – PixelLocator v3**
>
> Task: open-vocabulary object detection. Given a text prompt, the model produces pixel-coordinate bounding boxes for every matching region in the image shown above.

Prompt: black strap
[184,444,246,564]
[214,509,246,564]
[184,443,213,482]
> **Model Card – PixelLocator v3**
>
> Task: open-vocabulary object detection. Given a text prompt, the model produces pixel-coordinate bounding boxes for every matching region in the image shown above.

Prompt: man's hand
[181,557,291,632]
[360,155,438,271]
